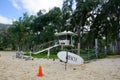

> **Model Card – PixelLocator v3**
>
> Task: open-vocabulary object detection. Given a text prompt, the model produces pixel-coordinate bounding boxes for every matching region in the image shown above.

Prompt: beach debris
[16,51,33,60]
[73,68,76,70]
[16,51,23,58]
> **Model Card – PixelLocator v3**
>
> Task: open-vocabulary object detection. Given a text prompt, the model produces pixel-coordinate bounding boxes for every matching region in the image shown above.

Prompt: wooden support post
[47,49,50,59]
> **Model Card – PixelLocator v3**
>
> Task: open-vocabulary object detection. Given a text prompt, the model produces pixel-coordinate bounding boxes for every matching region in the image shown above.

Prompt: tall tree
[62,0,74,31]
[8,13,34,50]
[73,0,102,55]
[90,0,120,54]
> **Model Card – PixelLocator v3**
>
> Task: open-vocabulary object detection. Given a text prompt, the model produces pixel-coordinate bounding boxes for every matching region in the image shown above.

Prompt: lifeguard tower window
[58,35,71,40]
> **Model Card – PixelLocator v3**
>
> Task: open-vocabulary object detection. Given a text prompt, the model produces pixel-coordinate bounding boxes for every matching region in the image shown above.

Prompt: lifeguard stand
[55,31,77,47]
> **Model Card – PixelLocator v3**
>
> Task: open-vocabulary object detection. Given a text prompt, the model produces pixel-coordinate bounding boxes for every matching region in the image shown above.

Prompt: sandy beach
[0,51,120,80]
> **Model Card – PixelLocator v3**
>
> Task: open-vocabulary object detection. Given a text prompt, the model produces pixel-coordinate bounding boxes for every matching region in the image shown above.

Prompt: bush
[107,51,116,55]
[0,47,3,50]
[98,53,106,59]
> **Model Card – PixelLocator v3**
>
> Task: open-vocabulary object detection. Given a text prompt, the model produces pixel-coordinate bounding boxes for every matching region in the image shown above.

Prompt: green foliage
[98,53,106,59]
[0,47,3,50]
[107,51,116,55]
[7,13,35,50]
[98,51,117,59]
[80,49,95,60]
[0,0,119,56]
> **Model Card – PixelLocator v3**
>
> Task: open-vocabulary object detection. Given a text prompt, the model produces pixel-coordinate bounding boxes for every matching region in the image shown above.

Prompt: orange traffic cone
[37,66,44,77]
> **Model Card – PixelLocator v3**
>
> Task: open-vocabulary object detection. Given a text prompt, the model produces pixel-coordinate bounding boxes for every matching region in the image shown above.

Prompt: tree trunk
[77,25,81,56]
[95,38,98,58]
[117,33,120,55]
[116,8,120,55]
[77,43,80,56]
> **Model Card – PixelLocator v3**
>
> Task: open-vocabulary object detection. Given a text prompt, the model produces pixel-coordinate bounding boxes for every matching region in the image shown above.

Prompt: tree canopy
[0,0,119,52]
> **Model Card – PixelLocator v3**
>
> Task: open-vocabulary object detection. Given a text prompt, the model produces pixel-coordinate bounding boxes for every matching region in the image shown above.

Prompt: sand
[0,51,120,80]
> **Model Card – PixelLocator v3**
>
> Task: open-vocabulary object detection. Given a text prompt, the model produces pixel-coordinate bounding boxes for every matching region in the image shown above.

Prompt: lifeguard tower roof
[55,31,77,36]
[54,31,77,46]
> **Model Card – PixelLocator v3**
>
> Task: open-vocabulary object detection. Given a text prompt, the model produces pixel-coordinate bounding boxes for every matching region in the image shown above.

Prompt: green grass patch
[24,51,58,59]
[24,49,96,60]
